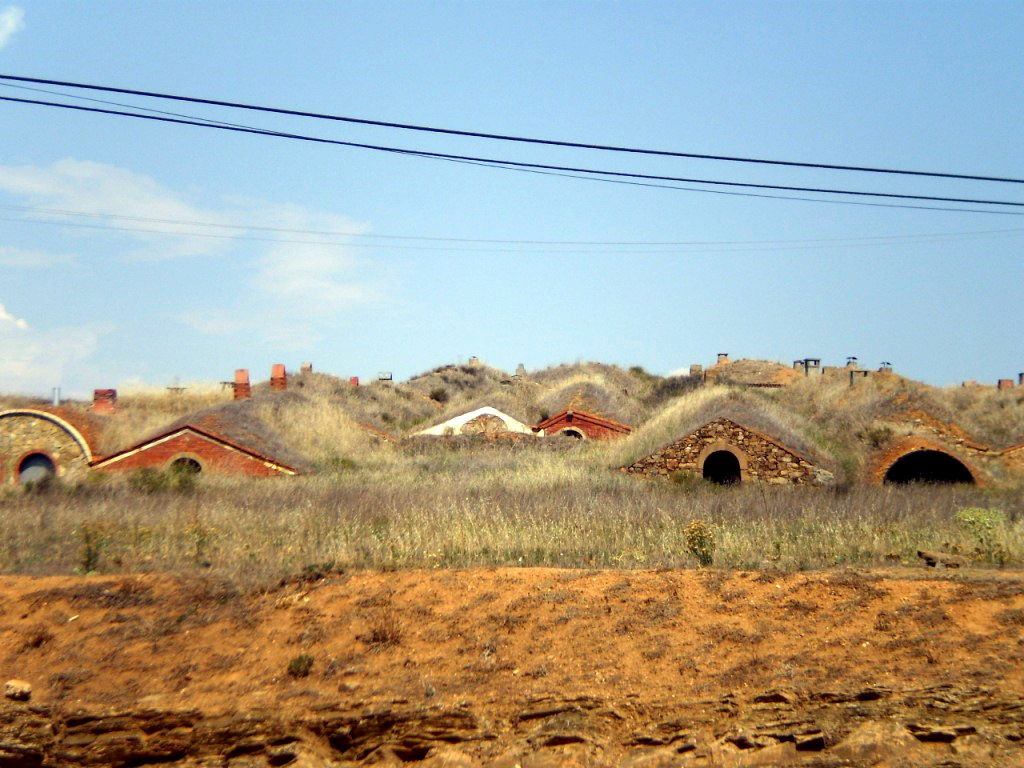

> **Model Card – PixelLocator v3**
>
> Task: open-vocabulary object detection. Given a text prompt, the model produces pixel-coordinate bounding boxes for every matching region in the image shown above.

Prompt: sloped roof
[95,399,307,472]
[534,409,632,435]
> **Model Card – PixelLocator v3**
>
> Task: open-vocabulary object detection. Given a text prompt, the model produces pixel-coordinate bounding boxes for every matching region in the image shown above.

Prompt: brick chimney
[91,389,117,414]
[689,363,703,377]
[716,353,730,365]
[270,363,287,391]
[300,362,313,374]
[349,376,359,387]
[233,369,251,400]
[997,378,1014,390]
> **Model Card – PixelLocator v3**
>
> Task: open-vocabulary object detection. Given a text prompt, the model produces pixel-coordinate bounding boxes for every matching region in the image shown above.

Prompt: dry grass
[3,361,1023,589]
[2,448,1022,585]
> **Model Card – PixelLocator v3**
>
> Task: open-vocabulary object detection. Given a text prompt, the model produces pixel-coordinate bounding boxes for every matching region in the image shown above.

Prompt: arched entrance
[703,450,742,485]
[170,457,202,474]
[18,453,56,484]
[883,450,974,485]
[560,428,584,439]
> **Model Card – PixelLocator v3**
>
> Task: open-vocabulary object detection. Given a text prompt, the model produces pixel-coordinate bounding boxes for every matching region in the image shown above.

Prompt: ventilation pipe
[91,389,117,414]
[233,369,251,400]
[270,363,287,391]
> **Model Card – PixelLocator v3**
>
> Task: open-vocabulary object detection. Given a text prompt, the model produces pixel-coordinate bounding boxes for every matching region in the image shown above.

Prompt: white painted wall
[414,406,534,436]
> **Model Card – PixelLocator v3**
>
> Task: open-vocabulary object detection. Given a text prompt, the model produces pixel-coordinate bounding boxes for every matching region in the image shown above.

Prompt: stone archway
[18,453,56,484]
[702,450,742,485]
[697,441,748,485]
[883,450,975,485]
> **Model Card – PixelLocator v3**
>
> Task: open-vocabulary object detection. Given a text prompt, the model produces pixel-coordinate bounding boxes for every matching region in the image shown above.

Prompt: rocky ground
[2,567,1023,766]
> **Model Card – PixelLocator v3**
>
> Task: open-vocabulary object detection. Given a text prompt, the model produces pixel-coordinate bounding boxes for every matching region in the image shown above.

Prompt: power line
[2,73,1021,185]
[3,94,1024,212]
[3,204,1022,247]
[8,214,1022,254]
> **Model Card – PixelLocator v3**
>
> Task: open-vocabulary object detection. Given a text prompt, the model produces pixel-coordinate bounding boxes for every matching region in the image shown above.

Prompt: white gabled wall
[414,406,533,436]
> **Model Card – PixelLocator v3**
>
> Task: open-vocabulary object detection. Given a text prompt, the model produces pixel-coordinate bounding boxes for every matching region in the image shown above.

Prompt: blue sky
[1,1,1022,396]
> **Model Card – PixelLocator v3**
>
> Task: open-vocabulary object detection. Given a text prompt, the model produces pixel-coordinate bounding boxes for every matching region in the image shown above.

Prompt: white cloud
[182,204,380,345]
[0,159,382,349]
[0,159,234,259]
[0,6,24,50]
[0,301,28,330]
[0,300,107,396]
[0,245,74,267]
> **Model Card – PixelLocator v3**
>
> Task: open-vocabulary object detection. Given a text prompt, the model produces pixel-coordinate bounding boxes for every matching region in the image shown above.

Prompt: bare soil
[2,567,1024,766]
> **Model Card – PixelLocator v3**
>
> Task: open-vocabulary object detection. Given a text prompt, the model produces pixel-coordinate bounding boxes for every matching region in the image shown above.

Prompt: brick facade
[92,428,297,477]
[866,435,983,486]
[622,417,825,485]
[534,410,631,440]
[0,409,93,485]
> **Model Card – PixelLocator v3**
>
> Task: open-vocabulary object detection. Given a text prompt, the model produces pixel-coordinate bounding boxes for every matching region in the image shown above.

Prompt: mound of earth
[703,359,803,387]
[2,568,1023,766]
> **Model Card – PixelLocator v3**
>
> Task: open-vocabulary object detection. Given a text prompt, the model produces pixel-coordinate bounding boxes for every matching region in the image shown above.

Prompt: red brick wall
[542,413,626,441]
[96,431,287,477]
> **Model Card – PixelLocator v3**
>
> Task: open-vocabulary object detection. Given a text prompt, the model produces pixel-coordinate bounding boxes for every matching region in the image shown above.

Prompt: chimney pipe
[51,387,61,406]
[233,369,251,400]
[270,363,287,391]
[91,388,117,414]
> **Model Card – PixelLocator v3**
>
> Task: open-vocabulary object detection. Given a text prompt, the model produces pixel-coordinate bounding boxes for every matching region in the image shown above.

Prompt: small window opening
[170,457,202,474]
[18,453,56,485]
[703,450,741,485]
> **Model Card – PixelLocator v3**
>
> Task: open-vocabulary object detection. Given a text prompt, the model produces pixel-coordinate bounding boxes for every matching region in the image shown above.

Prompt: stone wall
[623,418,823,485]
[0,412,91,485]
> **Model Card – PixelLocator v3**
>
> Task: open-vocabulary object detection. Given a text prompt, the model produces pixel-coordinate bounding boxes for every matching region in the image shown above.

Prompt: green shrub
[287,654,314,678]
[77,521,108,573]
[129,467,197,494]
[955,507,1010,565]
[684,519,716,567]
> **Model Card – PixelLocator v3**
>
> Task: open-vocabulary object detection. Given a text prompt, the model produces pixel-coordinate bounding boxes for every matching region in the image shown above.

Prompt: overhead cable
[1,73,1021,185]
[3,95,1023,212]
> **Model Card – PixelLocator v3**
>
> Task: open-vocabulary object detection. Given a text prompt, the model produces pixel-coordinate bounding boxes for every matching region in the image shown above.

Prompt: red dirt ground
[2,567,1024,766]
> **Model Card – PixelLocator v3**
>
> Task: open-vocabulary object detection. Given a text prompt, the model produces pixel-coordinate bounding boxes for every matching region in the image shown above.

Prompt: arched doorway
[883,450,974,485]
[170,457,202,474]
[18,453,56,484]
[703,450,741,485]
[560,428,584,439]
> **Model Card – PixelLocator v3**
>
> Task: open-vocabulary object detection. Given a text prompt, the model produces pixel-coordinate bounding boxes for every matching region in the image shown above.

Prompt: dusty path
[2,567,1024,766]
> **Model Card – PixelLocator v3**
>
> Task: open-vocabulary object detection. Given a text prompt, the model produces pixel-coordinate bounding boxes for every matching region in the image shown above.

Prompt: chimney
[51,387,61,406]
[716,353,730,365]
[349,376,359,387]
[997,378,1014,390]
[793,359,805,370]
[846,356,858,369]
[1019,372,1024,386]
[91,389,117,414]
[270,363,287,391]
[233,369,251,400]
[300,362,313,374]
[689,363,703,377]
